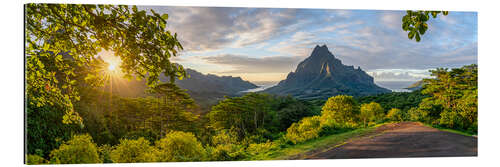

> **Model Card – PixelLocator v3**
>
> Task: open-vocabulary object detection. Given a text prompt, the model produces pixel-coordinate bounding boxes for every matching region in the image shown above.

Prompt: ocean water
[375,81,416,92]
[240,81,417,93]
[240,84,277,93]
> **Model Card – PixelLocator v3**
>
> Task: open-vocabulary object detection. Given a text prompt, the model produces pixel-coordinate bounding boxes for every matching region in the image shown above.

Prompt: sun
[108,63,116,71]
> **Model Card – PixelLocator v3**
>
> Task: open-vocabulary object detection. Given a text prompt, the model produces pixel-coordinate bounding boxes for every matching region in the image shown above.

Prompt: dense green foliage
[155,131,206,162]
[418,64,478,132]
[286,116,323,144]
[360,102,384,127]
[26,103,82,158]
[402,10,448,42]
[26,154,47,165]
[386,108,408,121]
[208,130,247,161]
[25,3,187,160]
[110,137,156,163]
[75,85,199,146]
[320,95,359,128]
[208,93,317,140]
[357,90,429,112]
[49,134,101,164]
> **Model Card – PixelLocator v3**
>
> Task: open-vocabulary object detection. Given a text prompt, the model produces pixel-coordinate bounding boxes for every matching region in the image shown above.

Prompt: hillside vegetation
[27,64,477,164]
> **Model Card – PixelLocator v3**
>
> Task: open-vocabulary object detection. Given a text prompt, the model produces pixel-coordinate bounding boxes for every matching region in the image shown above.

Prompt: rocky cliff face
[265,45,390,99]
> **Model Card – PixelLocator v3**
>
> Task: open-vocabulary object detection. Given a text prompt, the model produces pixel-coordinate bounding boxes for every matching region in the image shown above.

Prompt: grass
[246,123,389,160]
[421,123,476,137]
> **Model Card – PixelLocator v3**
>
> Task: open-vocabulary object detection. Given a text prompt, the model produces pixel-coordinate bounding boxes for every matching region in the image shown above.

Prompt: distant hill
[405,80,426,91]
[175,69,257,95]
[106,68,257,112]
[172,69,257,111]
[264,45,390,99]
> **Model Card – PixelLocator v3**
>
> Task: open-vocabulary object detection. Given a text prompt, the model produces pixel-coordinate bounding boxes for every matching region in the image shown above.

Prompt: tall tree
[26,4,185,125]
[420,64,477,131]
[320,95,359,128]
[360,102,384,127]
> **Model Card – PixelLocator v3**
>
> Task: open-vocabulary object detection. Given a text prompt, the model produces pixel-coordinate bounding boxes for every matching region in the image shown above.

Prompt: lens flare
[108,64,116,71]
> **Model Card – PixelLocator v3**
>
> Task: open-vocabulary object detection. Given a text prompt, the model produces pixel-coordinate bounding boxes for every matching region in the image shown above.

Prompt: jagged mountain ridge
[106,68,257,112]
[174,69,257,95]
[265,45,390,99]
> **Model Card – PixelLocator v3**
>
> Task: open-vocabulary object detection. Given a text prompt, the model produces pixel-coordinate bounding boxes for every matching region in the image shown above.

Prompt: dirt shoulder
[304,122,477,159]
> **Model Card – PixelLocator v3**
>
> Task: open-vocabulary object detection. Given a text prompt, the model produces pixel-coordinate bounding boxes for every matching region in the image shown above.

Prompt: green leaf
[161,14,169,20]
[42,43,50,51]
[55,54,63,62]
[408,31,415,39]
[415,33,421,42]
[431,12,438,18]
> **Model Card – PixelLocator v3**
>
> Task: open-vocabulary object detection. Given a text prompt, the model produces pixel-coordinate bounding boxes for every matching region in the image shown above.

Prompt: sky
[137,6,478,83]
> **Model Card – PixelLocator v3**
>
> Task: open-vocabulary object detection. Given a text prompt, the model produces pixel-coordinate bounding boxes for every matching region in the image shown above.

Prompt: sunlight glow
[108,63,116,71]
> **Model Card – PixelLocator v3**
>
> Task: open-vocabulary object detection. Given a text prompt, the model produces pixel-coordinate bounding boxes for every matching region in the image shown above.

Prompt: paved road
[307,122,477,159]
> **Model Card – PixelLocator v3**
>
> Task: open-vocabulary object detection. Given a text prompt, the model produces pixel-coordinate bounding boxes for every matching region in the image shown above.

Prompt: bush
[49,134,101,164]
[285,116,322,144]
[456,90,478,132]
[320,95,359,128]
[110,137,157,163]
[386,108,408,121]
[408,107,429,122]
[246,140,278,156]
[208,130,246,161]
[360,102,384,127]
[208,144,246,161]
[98,144,113,163]
[439,110,461,129]
[26,154,47,165]
[155,131,206,162]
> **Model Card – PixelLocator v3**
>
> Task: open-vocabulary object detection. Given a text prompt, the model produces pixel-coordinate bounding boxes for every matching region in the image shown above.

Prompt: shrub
[110,137,157,163]
[49,134,101,164]
[208,144,246,161]
[208,130,246,161]
[155,131,206,162]
[386,108,407,121]
[456,90,478,132]
[285,116,322,144]
[98,144,113,163]
[360,102,384,127]
[439,110,461,129]
[26,154,47,165]
[408,107,429,122]
[320,95,359,128]
[246,140,278,156]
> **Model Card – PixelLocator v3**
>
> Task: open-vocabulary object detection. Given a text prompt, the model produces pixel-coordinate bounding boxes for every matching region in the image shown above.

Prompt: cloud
[137,6,477,82]
[202,54,303,73]
[317,21,363,33]
[380,11,404,30]
[367,69,431,81]
[290,31,316,42]
[141,7,325,52]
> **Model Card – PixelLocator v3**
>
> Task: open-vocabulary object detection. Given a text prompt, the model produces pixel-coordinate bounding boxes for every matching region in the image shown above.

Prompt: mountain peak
[312,44,332,57]
[265,44,390,99]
